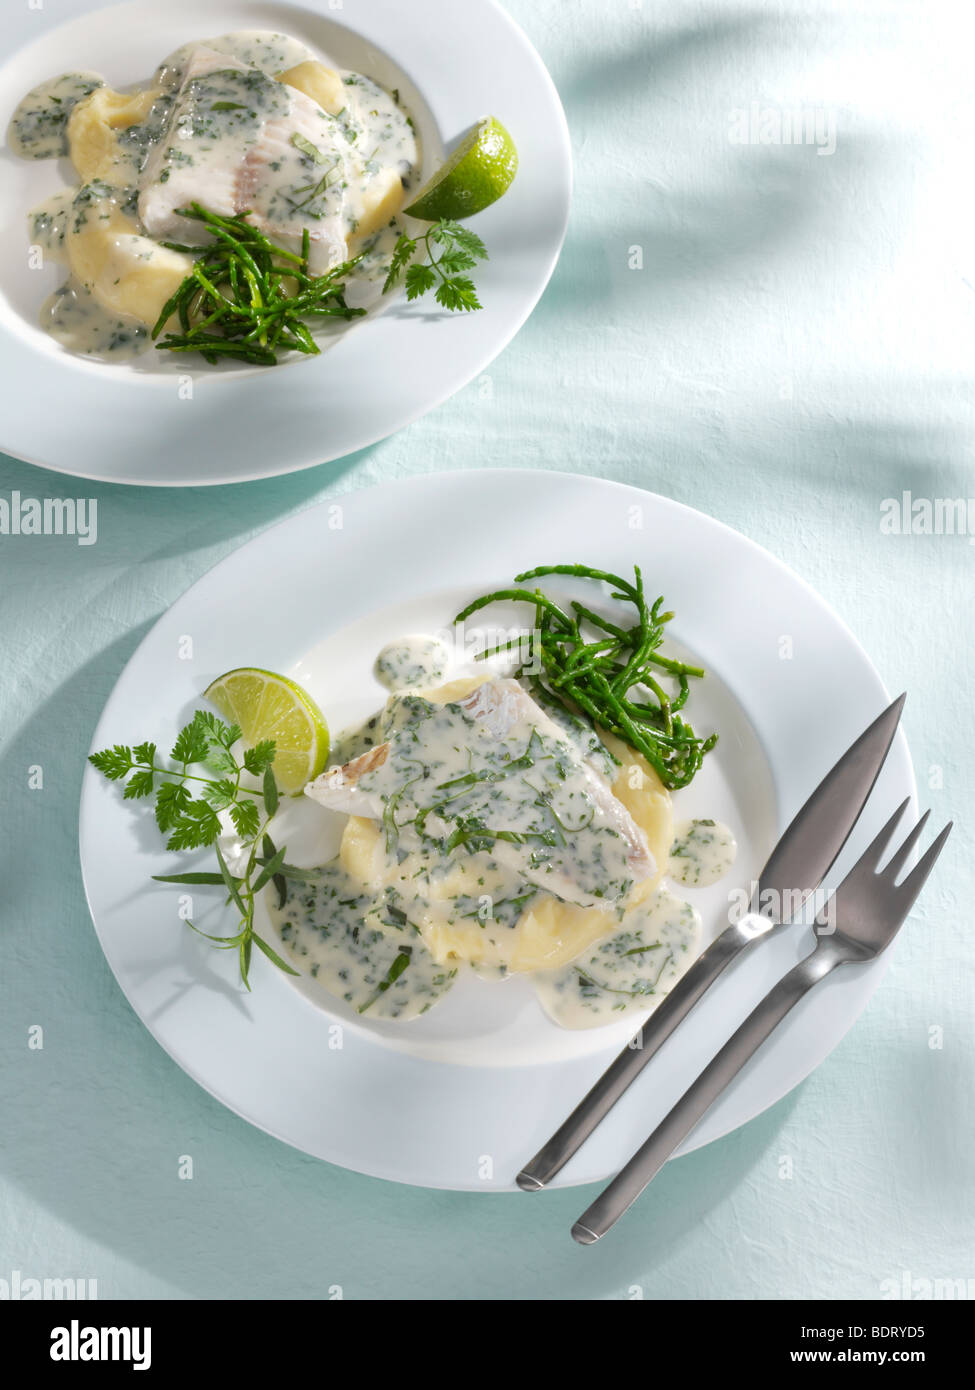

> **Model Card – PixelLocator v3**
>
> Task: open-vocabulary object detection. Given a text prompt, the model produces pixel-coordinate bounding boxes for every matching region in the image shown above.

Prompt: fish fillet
[139,47,350,271]
[306,679,655,907]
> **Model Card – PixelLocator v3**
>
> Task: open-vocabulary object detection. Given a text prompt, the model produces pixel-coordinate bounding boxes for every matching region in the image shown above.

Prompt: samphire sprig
[89,709,309,988]
[382,219,488,311]
[152,203,366,366]
[454,564,718,791]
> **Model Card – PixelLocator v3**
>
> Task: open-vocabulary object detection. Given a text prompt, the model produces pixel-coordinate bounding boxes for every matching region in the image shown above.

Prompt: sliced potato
[508,897,619,972]
[277,61,346,115]
[340,815,383,886]
[67,193,191,327]
[352,165,405,243]
[68,86,160,182]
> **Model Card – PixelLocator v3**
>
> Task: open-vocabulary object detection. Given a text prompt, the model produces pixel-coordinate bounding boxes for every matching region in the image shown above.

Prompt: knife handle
[571,948,837,1242]
[517,913,773,1190]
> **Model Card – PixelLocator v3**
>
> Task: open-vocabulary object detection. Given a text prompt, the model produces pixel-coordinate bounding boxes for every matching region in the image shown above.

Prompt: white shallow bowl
[79,470,916,1190]
[0,0,571,484]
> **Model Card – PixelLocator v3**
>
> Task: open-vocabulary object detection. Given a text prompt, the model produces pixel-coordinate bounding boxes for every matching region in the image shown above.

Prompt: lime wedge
[204,668,329,794]
[404,117,518,221]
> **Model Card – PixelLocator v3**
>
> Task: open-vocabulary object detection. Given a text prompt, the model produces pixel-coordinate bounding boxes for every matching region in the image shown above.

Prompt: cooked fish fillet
[457,679,654,872]
[139,47,350,271]
[306,743,389,816]
[306,678,655,907]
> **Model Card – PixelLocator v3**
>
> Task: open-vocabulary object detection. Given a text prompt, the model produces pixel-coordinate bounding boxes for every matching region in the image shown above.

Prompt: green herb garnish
[152,203,366,366]
[293,162,342,208]
[382,219,487,312]
[575,950,674,998]
[291,131,329,163]
[358,949,412,1014]
[89,709,305,988]
[454,565,717,790]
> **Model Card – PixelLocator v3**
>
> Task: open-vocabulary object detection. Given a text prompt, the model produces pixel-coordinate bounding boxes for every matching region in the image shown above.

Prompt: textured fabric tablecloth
[1,0,972,1299]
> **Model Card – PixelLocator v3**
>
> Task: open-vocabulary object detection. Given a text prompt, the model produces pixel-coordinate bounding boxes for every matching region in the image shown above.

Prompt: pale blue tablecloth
[1,0,972,1299]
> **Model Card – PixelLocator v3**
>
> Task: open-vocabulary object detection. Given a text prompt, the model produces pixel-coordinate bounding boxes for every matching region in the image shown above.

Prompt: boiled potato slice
[68,86,160,182]
[277,61,346,115]
[507,898,619,973]
[353,166,405,243]
[339,815,383,886]
[67,193,191,327]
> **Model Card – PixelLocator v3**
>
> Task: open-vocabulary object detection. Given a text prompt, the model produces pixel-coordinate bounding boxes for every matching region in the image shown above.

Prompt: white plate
[0,0,570,485]
[79,470,916,1190]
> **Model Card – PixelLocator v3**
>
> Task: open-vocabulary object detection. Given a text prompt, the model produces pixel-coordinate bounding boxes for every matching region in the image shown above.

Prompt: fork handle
[572,947,838,1243]
[517,915,773,1191]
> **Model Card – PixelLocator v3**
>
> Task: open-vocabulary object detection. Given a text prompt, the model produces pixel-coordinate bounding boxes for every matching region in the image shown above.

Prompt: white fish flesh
[306,678,655,908]
[139,47,350,271]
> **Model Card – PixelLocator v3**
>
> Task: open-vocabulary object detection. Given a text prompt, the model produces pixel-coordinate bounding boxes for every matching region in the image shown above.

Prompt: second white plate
[79,470,916,1189]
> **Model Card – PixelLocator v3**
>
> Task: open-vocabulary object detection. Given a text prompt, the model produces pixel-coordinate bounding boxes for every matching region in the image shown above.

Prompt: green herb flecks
[291,131,329,163]
[89,709,301,988]
[152,203,366,366]
[454,565,717,790]
[382,218,487,312]
[358,948,412,1014]
[575,949,674,999]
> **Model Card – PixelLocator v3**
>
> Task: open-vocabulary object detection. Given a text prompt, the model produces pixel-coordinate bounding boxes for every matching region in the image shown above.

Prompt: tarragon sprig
[89,709,304,989]
[382,219,488,312]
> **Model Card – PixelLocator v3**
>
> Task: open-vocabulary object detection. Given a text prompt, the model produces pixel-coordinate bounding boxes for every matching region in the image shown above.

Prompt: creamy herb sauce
[271,859,458,1020]
[527,685,618,782]
[156,31,316,87]
[668,818,738,887]
[29,190,75,262]
[329,713,384,767]
[336,71,419,228]
[375,635,451,691]
[41,279,149,360]
[8,72,104,159]
[356,691,639,909]
[68,179,142,240]
[533,888,702,1028]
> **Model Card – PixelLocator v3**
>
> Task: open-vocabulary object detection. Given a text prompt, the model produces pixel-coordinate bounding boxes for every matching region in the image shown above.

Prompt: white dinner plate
[0,0,570,485]
[79,470,917,1190]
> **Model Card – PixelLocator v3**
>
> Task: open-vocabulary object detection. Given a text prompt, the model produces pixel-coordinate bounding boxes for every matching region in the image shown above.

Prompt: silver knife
[516,693,906,1191]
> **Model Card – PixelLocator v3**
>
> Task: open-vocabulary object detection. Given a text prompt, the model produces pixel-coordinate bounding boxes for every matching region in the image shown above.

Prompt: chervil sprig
[89,709,301,989]
[382,219,488,312]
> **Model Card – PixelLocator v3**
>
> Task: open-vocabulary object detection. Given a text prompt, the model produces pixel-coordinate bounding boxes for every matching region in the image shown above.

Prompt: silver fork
[571,802,952,1244]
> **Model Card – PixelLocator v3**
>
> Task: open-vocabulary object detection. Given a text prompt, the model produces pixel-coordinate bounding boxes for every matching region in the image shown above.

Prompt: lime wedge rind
[204,667,330,794]
[405,116,518,222]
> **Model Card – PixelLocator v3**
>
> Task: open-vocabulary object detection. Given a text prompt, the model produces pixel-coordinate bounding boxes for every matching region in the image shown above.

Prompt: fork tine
[895,821,953,910]
[881,809,931,882]
[856,797,911,872]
